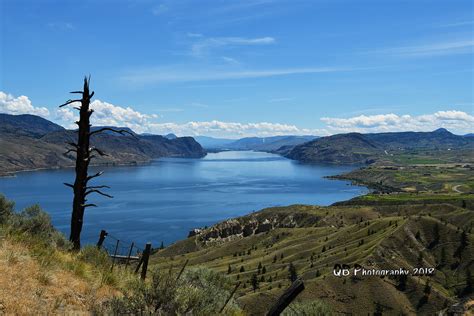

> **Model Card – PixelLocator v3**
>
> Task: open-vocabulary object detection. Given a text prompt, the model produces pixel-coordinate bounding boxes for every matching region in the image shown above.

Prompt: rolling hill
[287,129,473,164]
[0,113,206,176]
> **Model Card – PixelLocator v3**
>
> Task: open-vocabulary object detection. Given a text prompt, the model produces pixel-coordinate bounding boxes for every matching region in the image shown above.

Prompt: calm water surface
[0,151,367,246]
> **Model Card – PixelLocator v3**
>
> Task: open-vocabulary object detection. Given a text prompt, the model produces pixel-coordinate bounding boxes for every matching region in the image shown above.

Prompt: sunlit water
[0,151,367,247]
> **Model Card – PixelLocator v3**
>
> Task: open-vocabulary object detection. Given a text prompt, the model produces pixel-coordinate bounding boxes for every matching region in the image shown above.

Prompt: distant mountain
[287,129,473,164]
[0,113,64,137]
[225,135,317,152]
[464,133,474,137]
[165,133,178,140]
[194,136,235,149]
[195,135,317,153]
[0,113,206,176]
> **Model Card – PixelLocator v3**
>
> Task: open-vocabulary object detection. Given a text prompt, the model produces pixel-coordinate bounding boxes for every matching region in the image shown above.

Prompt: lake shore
[0,151,367,246]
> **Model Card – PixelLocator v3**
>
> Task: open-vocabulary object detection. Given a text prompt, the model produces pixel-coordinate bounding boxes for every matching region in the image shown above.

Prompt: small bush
[282,300,333,316]
[7,204,71,250]
[0,194,14,224]
[79,245,111,269]
[108,267,241,315]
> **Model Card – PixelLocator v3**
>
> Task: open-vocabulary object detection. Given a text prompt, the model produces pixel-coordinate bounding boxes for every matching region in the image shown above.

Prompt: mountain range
[286,128,474,164]
[195,135,317,153]
[0,114,206,176]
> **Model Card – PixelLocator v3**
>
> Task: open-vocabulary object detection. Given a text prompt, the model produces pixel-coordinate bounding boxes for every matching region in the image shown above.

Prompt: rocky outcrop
[191,213,311,244]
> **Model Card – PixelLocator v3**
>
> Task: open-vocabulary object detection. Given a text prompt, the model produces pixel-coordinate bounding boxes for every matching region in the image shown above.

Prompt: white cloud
[376,39,474,57]
[4,91,471,137]
[191,36,275,56]
[56,99,159,132]
[437,20,474,28]
[221,56,240,65]
[145,120,318,138]
[0,92,50,117]
[152,4,168,15]
[122,66,354,84]
[321,110,474,135]
[187,32,203,38]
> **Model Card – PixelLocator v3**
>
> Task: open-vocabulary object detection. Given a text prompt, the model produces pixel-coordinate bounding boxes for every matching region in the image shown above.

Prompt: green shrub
[0,194,14,224]
[282,300,333,316]
[79,245,111,269]
[8,204,71,250]
[108,267,242,315]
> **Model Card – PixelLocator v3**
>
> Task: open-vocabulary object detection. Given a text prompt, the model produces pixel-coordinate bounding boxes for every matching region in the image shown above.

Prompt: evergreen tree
[251,274,259,292]
[424,282,431,296]
[288,263,298,282]
[397,274,407,291]
[439,247,447,268]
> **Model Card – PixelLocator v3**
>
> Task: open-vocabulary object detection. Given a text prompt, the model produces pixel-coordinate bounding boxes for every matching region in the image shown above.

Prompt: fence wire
[100,232,144,258]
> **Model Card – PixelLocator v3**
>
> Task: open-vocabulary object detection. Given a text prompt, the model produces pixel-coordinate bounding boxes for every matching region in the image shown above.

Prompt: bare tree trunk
[61,76,132,250]
[69,77,93,249]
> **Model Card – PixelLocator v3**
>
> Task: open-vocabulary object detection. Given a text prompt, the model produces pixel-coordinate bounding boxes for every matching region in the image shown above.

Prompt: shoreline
[0,159,160,178]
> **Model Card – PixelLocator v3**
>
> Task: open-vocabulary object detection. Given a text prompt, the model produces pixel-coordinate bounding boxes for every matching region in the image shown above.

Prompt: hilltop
[286,129,473,164]
[0,113,206,176]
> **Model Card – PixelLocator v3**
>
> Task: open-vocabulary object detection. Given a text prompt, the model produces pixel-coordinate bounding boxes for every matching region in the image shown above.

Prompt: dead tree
[61,76,133,250]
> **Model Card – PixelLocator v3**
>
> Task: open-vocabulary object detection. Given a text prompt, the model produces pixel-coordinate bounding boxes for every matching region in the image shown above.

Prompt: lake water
[0,151,367,247]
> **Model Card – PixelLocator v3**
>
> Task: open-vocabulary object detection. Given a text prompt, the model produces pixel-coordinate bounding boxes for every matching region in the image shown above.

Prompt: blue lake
[0,151,367,247]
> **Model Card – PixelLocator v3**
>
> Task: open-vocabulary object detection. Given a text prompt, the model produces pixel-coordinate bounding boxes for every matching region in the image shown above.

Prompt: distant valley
[195,135,317,154]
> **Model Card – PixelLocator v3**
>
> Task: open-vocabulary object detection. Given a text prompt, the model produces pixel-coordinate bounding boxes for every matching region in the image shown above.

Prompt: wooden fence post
[110,239,120,272]
[125,242,134,268]
[141,242,152,280]
[97,230,107,249]
[266,279,305,316]
[176,259,189,280]
[220,281,241,313]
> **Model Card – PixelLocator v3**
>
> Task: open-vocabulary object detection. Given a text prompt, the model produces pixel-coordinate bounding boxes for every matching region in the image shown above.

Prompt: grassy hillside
[150,156,474,315]
[151,200,474,315]
[0,199,124,313]
[0,195,243,314]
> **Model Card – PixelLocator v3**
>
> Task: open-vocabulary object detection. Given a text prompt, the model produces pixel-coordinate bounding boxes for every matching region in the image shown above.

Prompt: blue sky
[1,0,473,137]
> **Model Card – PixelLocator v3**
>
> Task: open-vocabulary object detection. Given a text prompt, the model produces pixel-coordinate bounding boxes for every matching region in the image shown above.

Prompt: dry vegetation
[0,238,117,314]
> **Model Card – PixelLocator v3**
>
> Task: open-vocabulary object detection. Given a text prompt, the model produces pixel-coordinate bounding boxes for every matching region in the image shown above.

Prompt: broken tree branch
[89,127,136,138]
[85,189,113,198]
[59,99,82,108]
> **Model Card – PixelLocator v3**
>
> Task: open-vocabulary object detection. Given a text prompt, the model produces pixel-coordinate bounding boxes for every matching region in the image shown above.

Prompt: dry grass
[0,237,117,314]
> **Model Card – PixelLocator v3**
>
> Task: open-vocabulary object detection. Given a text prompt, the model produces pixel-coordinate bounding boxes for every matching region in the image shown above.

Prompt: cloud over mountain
[2,91,472,137]
[321,111,474,134]
[0,92,50,117]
